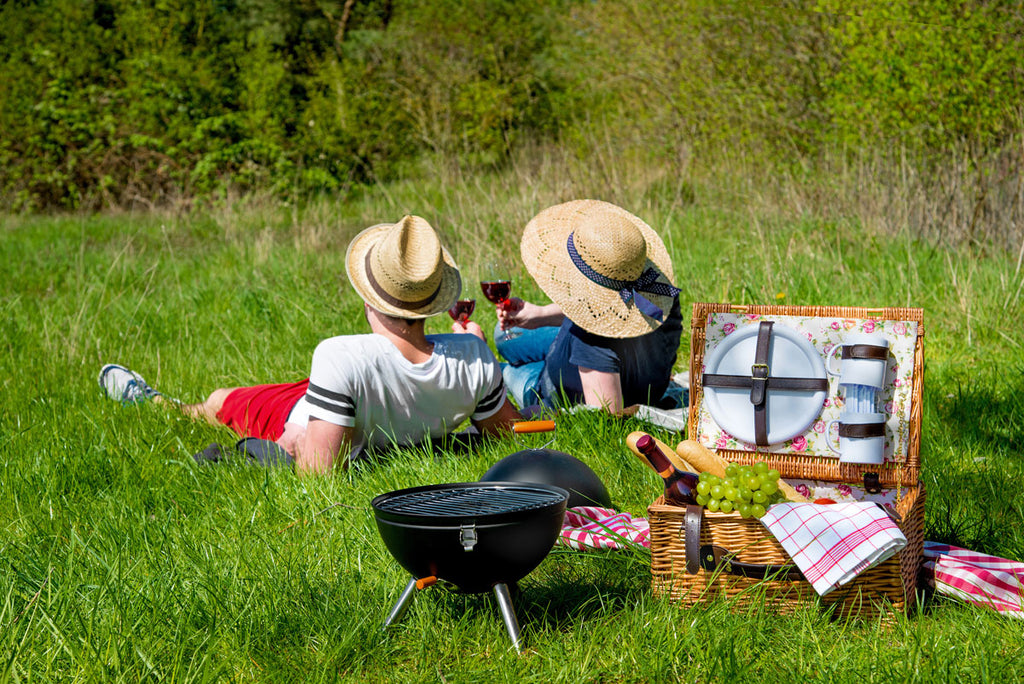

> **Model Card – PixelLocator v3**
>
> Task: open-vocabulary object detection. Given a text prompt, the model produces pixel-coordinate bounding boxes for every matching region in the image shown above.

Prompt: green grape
[724,487,738,502]
[753,461,769,474]
[710,485,724,499]
[739,466,754,478]
[760,480,779,496]
[766,469,781,481]
[696,481,711,496]
[752,490,768,504]
[719,499,734,513]
[696,493,710,506]
[737,487,754,501]
[707,498,721,512]
[698,471,709,482]
[725,464,739,478]
[746,476,761,490]
[738,502,752,518]
[751,503,767,518]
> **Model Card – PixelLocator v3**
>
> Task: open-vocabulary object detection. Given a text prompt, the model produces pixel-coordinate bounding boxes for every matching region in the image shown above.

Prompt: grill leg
[382,577,419,630]
[492,582,522,653]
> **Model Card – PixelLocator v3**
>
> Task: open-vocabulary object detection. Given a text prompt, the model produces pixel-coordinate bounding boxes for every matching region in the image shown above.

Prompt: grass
[2,165,1024,682]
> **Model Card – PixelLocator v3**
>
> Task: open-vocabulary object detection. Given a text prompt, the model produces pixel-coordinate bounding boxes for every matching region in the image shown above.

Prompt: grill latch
[459,523,478,552]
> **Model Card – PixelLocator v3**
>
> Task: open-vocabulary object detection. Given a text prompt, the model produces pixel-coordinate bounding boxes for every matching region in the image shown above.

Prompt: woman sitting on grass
[455,199,683,416]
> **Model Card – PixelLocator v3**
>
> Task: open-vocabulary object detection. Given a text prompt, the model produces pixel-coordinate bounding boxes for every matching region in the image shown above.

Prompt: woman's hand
[498,299,564,330]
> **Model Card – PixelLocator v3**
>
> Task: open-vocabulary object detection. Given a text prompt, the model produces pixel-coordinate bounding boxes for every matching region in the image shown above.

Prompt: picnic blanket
[558,506,651,550]
[922,541,1024,618]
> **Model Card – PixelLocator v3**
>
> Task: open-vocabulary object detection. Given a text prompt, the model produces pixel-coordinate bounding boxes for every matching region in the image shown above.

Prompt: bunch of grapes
[695,462,785,518]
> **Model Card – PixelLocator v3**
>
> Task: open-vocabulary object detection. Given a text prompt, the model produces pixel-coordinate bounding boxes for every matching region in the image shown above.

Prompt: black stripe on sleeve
[305,393,356,418]
[475,381,505,414]
[307,382,354,406]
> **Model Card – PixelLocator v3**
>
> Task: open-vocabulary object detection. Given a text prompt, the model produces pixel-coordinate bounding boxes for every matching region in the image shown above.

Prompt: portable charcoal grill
[372,481,569,652]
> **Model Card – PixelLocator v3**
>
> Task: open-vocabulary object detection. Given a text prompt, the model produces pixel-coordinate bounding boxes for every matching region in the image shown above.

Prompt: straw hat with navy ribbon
[520,199,680,338]
[346,215,462,318]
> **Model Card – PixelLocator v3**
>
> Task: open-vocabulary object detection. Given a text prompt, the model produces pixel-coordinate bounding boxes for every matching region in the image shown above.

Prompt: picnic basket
[648,303,926,619]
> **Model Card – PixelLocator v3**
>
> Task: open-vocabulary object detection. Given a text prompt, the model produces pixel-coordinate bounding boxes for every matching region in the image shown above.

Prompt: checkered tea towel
[558,506,651,551]
[922,542,1024,618]
[760,502,907,596]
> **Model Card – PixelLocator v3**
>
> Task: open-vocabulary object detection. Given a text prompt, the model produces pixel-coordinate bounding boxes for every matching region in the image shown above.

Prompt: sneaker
[98,363,160,405]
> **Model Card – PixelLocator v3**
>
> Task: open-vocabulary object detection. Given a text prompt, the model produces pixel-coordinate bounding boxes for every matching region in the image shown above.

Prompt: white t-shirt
[287,333,506,457]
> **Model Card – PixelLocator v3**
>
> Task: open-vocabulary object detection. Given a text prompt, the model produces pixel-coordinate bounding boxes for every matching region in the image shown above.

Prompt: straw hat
[520,200,679,338]
[346,215,461,318]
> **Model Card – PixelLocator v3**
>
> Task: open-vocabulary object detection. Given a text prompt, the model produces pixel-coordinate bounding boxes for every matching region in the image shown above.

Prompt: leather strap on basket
[842,343,889,361]
[682,504,805,581]
[750,321,772,443]
[702,321,828,446]
[839,422,885,438]
[684,505,703,575]
[698,545,806,582]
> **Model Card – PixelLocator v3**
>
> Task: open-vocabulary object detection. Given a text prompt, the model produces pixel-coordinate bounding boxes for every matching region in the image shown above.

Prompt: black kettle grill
[372,481,568,651]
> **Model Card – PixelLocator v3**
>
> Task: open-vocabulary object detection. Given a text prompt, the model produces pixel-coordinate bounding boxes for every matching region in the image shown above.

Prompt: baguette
[675,439,809,503]
[674,440,728,478]
[626,431,698,473]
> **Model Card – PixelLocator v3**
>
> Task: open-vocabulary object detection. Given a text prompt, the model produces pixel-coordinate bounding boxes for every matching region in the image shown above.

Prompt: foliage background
[2,0,1022,248]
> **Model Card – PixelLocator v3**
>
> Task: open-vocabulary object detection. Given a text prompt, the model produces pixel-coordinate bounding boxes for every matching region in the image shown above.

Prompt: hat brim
[520,200,676,338]
[346,223,462,318]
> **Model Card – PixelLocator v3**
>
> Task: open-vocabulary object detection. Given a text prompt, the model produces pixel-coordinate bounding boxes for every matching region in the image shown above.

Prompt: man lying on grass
[98,215,521,474]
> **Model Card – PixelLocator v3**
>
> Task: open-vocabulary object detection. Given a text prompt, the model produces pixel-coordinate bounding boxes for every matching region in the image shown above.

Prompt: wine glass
[481,263,514,341]
[448,298,476,325]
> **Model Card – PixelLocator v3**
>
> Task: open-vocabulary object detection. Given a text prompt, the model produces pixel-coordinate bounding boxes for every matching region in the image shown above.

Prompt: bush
[822,0,1024,151]
[1,0,1021,226]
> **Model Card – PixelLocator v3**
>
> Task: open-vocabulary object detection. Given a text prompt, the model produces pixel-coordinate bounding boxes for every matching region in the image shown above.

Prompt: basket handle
[683,505,805,581]
[698,545,806,581]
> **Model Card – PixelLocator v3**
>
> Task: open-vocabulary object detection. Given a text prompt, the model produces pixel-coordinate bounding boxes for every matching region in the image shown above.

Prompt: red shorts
[216,380,310,441]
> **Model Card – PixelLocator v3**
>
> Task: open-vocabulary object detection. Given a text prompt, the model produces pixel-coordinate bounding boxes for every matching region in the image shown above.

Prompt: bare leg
[171,387,240,425]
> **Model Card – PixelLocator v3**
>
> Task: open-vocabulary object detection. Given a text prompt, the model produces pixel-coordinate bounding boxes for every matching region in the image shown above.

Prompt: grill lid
[372,482,568,521]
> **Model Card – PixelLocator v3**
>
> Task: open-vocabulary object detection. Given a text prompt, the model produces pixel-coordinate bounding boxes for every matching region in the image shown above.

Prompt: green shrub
[821,0,1024,151]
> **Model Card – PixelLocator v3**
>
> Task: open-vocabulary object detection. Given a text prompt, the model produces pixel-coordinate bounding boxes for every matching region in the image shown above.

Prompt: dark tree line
[2,0,1021,211]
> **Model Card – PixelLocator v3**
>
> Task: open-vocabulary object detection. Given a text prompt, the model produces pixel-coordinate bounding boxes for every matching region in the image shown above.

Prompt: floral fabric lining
[787,479,902,512]
[696,313,919,462]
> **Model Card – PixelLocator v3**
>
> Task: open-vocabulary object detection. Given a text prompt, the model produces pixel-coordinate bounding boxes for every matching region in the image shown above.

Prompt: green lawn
[2,183,1023,681]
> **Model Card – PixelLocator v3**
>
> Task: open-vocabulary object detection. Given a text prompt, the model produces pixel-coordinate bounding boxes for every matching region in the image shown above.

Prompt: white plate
[703,323,826,445]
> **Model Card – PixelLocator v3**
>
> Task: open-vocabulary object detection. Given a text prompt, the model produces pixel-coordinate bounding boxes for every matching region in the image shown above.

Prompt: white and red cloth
[922,542,1024,618]
[760,502,907,596]
[558,506,651,551]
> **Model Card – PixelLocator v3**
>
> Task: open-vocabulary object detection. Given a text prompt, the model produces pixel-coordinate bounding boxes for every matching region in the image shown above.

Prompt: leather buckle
[750,362,770,405]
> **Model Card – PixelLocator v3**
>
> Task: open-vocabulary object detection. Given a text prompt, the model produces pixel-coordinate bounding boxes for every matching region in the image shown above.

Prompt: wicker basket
[649,303,926,619]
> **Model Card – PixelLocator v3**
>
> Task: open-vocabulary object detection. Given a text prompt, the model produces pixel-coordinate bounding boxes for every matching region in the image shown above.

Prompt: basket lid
[688,303,924,487]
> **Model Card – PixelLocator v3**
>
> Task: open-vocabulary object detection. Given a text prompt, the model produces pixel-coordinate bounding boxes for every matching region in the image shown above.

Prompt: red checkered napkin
[923,542,1024,618]
[558,506,651,551]
[760,502,907,596]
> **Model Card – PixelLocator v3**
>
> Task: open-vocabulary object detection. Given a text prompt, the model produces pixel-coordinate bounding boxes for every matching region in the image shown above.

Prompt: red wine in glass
[481,281,511,305]
[481,264,516,341]
[448,299,476,323]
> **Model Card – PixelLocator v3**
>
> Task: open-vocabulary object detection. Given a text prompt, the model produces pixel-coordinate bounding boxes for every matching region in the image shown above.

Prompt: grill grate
[375,485,564,518]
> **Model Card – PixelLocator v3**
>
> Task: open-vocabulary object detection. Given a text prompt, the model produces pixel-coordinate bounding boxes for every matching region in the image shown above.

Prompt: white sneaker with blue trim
[98,363,160,404]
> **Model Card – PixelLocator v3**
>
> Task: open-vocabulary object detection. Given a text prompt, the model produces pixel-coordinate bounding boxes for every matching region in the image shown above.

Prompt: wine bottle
[635,434,699,504]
